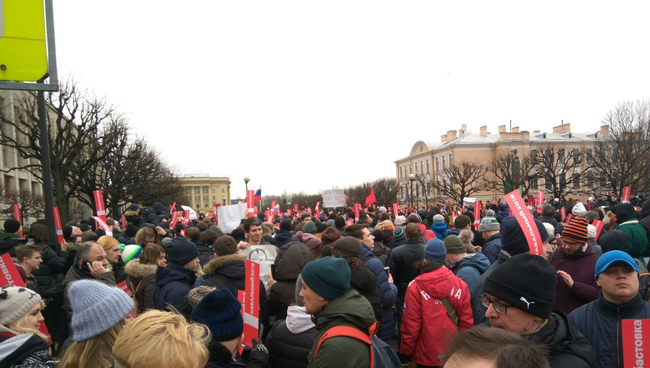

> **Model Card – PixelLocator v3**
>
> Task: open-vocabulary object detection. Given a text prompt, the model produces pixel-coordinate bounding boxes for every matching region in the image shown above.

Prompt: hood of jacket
[413,265,456,299]
[153,263,195,288]
[314,289,376,332]
[531,311,597,368]
[598,230,629,253]
[431,222,449,236]
[202,254,246,277]
[274,242,314,281]
[349,265,377,294]
[286,306,316,334]
[360,243,374,260]
[274,230,296,243]
[453,252,491,273]
[372,242,388,257]
[613,203,637,224]
[124,259,157,279]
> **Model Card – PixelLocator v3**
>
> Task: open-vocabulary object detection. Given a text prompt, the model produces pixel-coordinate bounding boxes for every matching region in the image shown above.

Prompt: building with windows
[177,175,231,213]
[395,123,611,206]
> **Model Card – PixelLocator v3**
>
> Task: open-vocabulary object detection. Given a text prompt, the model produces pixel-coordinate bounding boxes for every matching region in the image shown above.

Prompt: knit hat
[316,223,329,234]
[125,224,139,238]
[612,203,636,224]
[376,220,394,232]
[572,202,587,216]
[298,232,322,250]
[587,224,596,239]
[165,238,199,267]
[301,257,350,301]
[443,235,466,254]
[187,286,216,308]
[279,219,292,231]
[332,236,362,258]
[561,216,589,243]
[433,214,445,223]
[192,289,243,342]
[594,250,638,280]
[0,286,42,326]
[500,216,549,256]
[393,226,405,240]
[378,206,387,213]
[303,221,317,234]
[484,254,556,318]
[121,245,142,264]
[599,230,628,253]
[334,216,346,229]
[68,280,134,341]
[394,216,407,227]
[478,211,500,232]
[3,219,20,234]
[128,203,139,211]
[407,213,422,224]
[326,219,336,228]
[424,238,446,262]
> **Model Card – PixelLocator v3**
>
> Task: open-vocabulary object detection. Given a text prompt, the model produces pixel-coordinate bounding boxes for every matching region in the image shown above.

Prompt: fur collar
[203,254,245,275]
[124,259,157,278]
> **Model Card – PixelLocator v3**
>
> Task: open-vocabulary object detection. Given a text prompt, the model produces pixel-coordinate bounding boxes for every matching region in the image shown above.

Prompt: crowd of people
[0,195,649,368]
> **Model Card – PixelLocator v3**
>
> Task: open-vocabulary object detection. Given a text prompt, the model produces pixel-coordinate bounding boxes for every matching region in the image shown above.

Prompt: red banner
[170,202,176,213]
[116,280,129,294]
[93,190,106,222]
[503,190,544,256]
[293,204,299,214]
[622,186,632,203]
[170,211,179,228]
[560,207,567,221]
[622,319,650,368]
[243,260,260,349]
[183,210,191,224]
[120,214,126,229]
[265,210,272,224]
[53,207,64,244]
[315,202,320,211]
[271,201,276,210]
[527,194,535,206]
[593,219,605,241]
[393,203,399,216]
[354,203,361,221]
[345,219,354,227]
[92,216,113,236]
[537,191,544,214]
[12,204,22,238]
[473,201,482,230]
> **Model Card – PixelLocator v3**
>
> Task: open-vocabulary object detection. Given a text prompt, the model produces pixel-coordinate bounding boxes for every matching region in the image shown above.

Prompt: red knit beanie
[561,216,589,243]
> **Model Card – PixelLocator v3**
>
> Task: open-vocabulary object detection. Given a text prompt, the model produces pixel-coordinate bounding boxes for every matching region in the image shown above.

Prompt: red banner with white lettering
[170,211,179,228]
[265,210,272,224]
[93,190,106,222]
[116,280,129,294]
[121,214,126,228]
[393,203,399,216]
[183,210,190,225]
[537,191,544,214]
[473,201,482,230]
[354,203,361,221]
[622,319,650,368]
[246,191,256,218]
[92,216,113,236]
[170,202,176,213]
[622,186,632,203]
[503,190,544,256]
[53,207,64,244]
[12,204,23,238]
[243,260,260,349]
[593,219,605,241]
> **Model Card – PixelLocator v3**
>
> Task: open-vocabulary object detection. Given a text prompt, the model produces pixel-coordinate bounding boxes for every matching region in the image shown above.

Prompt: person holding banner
[0,286,58,368]
[569,251,650,368]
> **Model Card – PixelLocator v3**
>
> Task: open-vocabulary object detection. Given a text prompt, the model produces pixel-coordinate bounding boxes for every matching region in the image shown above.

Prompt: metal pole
[37,88,58,245]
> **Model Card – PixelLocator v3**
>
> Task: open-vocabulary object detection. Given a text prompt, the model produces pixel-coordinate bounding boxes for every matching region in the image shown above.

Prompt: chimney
[498,125,506,133]
[480,125,488,137]
[459,129,465,136]
[441,134,447,142]
[553,123,571,134]
[512,126,520,133]
[446,130,458,141]
[533,130,540,134]
[600,124,610,135]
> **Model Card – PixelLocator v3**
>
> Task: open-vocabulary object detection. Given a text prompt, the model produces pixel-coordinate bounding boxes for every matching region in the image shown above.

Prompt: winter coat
[431,222,448,240]
[198,245,215,267]
[371,241,390,267]
[201,254,270,329]
[61,265,116,322]
[400,263,473,367]
[273,230,297,248]
[471,250,510,326]
[31,242,74,297]
[388,240,424,306]
[549,244,600,314]
[449,252,490,296]
[348,264,382,323]
[0,331,58,368]
[0,233,25,257]
[153,263,196,311]
[616,219,649,264]
[268,242,314,320]
[124,259,158,312]
[265,306,316,368]
[530,311,597,368]
[389,236,406,249]
[203,339,266,368]
[480,233,502,265]
[639,200,650,252]
[569,293,650,368]
[360,244,397,344]
[307,289,375,368]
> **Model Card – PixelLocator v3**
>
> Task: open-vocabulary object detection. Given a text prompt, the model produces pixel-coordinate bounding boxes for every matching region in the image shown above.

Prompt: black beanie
[317,223,329,234]
[280,219,292,231]
[62,226,73,240]
[125,224,139,238]
[484,254,556,318]
[165,238,199,267]
[613,203,636,224]
[334,216,346,228]
[499,216,548,256]
[3,219,20,234]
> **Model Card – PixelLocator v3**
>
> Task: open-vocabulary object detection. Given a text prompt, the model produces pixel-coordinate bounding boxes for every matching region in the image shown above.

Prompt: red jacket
[399,265,473,367]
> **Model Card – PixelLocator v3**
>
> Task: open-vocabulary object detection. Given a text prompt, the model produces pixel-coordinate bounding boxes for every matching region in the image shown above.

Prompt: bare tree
[587,100,650,198]
[531,143,591,202]
[0,185,45,221]
[486,150,538,196]
[434,160,486,204]
[371,177,399,207]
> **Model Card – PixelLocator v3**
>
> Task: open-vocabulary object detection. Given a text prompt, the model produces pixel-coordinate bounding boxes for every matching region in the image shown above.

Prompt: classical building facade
[177,175,231,213]
[395,123,611,206]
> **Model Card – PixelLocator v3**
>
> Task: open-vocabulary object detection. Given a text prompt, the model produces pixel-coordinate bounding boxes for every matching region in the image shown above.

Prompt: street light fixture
[244,176,250,196]
[409,174,416,211]
[222,195,226,205]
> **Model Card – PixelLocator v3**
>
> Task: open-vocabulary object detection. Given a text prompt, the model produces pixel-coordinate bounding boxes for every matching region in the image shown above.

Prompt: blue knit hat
[595,250,638,280]
[165,237,199,267]
[191,289,243,341]
[68,280,134,341]
[424,238,446,262]
[301,257,350,301]
[393,226,405,240]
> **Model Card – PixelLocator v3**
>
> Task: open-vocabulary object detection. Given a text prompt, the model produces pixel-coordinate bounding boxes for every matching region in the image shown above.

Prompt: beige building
[177,175,231,213]
[395,123,611,206]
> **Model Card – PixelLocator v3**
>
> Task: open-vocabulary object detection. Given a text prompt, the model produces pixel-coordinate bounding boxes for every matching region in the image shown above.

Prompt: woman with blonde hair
[113,310,210,368]
[57,280,134,368]
[0,286,57,367]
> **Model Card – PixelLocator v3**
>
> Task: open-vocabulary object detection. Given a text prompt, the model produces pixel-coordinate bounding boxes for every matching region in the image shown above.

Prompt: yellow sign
[0,0,48,82]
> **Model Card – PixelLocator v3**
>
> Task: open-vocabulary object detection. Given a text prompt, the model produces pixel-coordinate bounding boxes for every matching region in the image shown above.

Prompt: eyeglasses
[480,294,509,315]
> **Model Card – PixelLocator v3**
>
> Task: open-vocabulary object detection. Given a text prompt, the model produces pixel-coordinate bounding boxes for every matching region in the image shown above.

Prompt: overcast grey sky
[52,1,650,199]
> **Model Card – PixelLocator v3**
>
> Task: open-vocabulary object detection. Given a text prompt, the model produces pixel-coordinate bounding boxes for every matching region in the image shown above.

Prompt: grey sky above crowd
[53,1,650,200]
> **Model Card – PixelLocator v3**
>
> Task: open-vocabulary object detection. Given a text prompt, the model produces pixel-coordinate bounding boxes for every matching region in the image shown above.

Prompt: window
[449,153,453,166]
[420,161,424,173]
[399,166,403,179]
[573,173,581,188]
[194,187,200,194]
[530,149,538,164]
[586,171,594,188]
[204,196,208,201]
[212,188,216,193]
[400,186,403,199]
[222,188,225,193]
[203,187,208,194]
[409,164,412,175]
[442,155,446,170]
[586,148,593,163]
[612,147,619,161]
[435,157,439,171]
[213,196,216,200]
[531,174,538,190]
[414,162,418,173]
[572,148,581,164]
[195,195,200,201]
[426,159,430,173]
[186,188,192,194]
[558,149,565,163]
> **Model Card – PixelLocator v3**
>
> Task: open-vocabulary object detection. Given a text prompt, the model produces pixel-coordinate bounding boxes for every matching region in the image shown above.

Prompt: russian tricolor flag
[253,187,262,204]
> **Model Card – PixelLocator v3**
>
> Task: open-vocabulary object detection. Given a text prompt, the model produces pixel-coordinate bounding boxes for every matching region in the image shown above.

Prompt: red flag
[170,211,179,228]
[622,186,632,203]
[622,319,650,368]
[93,190,106,222]
[502,190,544,256]
[344,195,349,204]
[12,204,22,238]
[560,207,566,221]
[170,202,176,213]
[271,201,276,210]
[354,203,361,221]
[293,204,299,214]
[393,203,399,216]
[243,260,260,348]
[53,207,64,244]
[473,201,482,230]
[120,214,126,228]
[593,219,605,241]
[315,202,320,211]
[365,189,376,206]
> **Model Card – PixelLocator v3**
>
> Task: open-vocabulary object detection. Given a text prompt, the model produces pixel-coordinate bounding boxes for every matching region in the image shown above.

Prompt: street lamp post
[222,195,226,205]
[409,174,415,212]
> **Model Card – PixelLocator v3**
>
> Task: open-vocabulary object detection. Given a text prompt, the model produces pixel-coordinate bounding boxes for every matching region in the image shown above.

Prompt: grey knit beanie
[0,286,42,326]
[478,210,500,232]
[68,280,134,341]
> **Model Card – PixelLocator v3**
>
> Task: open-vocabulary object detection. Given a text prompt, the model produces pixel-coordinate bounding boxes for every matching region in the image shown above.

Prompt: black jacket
[31,242,74,297]
[153,263,196,312]
[198,245,215,266]
[204,339,267,368]
[265,307,315,368]
[268,242,314,320]
[472,250,510,326]
[0,233,25,257]
[388,240,423,303]
[639,200,650,255]
[349,264,382,323]
[530,311,597,368]
[0,332,58,368]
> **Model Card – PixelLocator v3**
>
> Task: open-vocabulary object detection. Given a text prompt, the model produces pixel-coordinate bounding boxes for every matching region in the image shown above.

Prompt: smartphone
[81,261,92,275]
[384,267,390,277]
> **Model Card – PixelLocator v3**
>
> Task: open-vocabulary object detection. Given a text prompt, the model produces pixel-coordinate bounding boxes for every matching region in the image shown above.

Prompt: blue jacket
[481,234,502,265]
[273,230,298,248]
[569,293,650,368]
[431,222,448,240]
[153,263,196,311]
[360,244,398,344]
[449,252,490,296]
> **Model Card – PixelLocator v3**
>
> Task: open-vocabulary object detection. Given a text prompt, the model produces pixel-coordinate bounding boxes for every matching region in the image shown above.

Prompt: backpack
[636,259,650,301]
[313,321,400,368]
